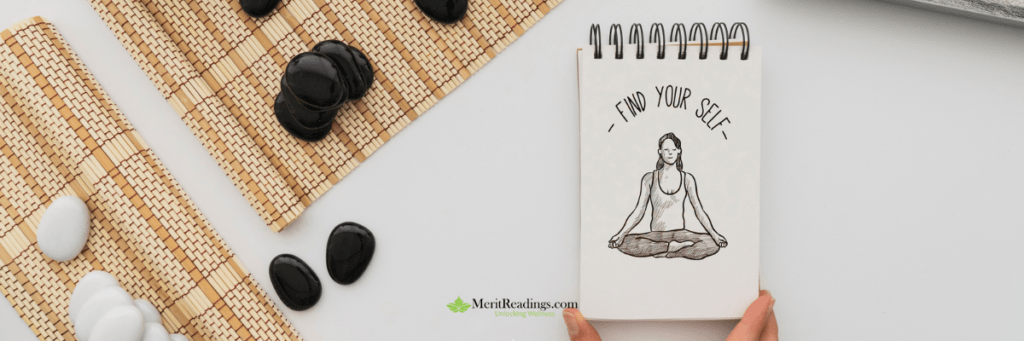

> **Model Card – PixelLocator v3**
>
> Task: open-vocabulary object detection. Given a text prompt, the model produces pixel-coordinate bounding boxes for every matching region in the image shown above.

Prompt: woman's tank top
[649,168,687,231]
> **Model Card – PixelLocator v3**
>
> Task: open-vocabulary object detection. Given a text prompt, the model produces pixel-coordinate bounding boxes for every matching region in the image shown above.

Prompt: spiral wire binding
[669,23,687,59]
[590,22,750,61]
[609,24,624,59]
[710,22,729,60]
[730,22,750,60]
[628,23,644,59]
[689,22,709,60]
[650,23,666,59]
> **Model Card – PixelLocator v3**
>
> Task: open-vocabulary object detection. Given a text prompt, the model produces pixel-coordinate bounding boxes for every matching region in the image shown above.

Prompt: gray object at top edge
[883,0,1024,27]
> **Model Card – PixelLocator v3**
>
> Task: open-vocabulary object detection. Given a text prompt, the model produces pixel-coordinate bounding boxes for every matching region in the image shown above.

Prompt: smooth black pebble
[282,52,347,109]
[269,254,321,311]
[276,52,346,141]
[348,46,375,95]
[239,0,280,18]
[312,41,368,100]
[326,222,375,285]
[274,92,334,142]
[414,0,468,24]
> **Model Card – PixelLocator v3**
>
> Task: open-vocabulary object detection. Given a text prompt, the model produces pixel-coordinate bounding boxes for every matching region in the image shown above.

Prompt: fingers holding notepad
[726,290,778,341]
[561,291,778,341]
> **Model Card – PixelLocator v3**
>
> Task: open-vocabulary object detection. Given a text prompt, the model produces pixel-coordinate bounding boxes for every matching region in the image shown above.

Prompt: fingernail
[768,296,776,312]
[563,311,579,336]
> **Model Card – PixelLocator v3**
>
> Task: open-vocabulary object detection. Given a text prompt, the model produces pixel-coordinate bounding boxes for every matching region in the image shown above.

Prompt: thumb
[726,292,775,341]
[562,308,602,341]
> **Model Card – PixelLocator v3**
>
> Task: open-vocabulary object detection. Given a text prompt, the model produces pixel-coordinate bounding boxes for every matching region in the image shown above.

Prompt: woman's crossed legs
[617,230,720,260]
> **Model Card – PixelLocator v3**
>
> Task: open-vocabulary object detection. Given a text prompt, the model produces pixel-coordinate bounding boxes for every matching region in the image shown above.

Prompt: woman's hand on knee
[608,234,624,248]
[712,233,728,248]
[561,291,777,341]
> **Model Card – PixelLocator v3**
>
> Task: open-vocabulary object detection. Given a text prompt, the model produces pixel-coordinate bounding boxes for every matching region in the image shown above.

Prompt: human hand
[724,290,777,341]
[712,233,728,248]
[562,290,777,341]
[607,234,625,248]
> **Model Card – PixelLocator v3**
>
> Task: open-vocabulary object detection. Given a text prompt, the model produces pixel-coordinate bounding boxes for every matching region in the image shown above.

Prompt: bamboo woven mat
[89,0,563,232]
[0,17,301,341]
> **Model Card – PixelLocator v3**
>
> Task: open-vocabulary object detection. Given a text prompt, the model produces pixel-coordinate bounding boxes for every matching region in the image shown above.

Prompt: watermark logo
[446,296,577,317]
[447,296,471,313]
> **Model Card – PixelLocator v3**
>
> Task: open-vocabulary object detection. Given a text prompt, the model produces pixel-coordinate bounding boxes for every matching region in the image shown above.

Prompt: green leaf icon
[447,296,471,313]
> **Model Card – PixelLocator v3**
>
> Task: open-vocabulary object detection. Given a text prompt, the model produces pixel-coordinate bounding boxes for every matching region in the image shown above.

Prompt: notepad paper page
[578,47,762,320]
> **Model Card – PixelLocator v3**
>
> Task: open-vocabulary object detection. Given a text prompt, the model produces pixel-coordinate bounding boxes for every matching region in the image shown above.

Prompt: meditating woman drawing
[607,132,728,260]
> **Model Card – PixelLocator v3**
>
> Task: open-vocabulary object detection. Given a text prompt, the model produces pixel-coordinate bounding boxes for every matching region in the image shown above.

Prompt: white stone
[87,305,144,341]
[140,322,170,341]
[169,334,189,341]
[36,195,90,261]
[134,299,162,324]
[69,271,119,323]
[74,286,133,340]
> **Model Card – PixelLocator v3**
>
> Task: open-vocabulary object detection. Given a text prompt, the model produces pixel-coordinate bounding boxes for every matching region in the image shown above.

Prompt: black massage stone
[414,0,468,24]
[269,254,322,311]
[239,0,279,18]
[274,92,333,142]
[275,52,346,142]
[312,40,374,100]
[326,222,375,285]
[282,52,346,109]
[348,46,375,96]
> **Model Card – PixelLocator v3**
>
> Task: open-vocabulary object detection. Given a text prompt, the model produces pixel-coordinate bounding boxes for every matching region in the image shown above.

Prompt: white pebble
[74,286,133,340]
[36,195,90,261]
[169,334,189,341]
[134,299,162,324]
[88,305,144,341]
[140,322,170,341]
[69,271,119,323]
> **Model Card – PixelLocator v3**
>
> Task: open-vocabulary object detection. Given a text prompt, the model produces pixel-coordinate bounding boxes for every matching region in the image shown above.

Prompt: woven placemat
[0,17,301,341]
[89,0,562,232]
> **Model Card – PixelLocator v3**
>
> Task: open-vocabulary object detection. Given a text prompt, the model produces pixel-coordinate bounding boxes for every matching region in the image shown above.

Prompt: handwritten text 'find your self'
[609,85,731,140]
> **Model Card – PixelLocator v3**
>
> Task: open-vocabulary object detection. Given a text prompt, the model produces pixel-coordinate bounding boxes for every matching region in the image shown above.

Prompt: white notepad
[578,23,762,320]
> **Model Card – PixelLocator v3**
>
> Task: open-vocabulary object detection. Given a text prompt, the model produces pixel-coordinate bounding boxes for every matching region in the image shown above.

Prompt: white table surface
[2,0,1023,340]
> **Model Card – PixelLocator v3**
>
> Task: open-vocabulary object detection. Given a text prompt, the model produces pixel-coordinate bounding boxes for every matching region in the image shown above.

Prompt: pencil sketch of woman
[607,132,727,260]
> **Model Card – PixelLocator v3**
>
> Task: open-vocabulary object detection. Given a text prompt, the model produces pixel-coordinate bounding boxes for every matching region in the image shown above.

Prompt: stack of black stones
[240,0,467,142]
[241,0,375,142]
[275,41,375,142]
[241,0,468,142]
